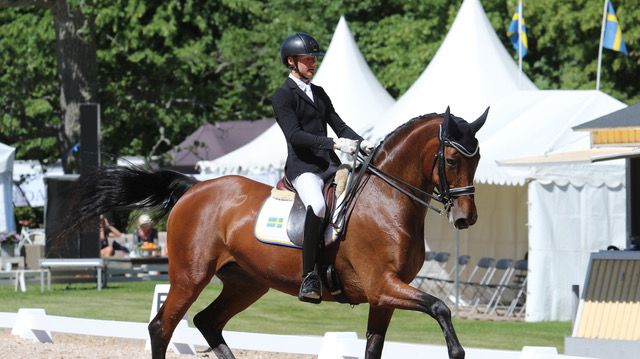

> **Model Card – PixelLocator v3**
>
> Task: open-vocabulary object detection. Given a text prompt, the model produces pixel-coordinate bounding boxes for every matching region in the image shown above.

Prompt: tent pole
[454,229,460,316]
[518,0,523,87]
[596,0,608,91]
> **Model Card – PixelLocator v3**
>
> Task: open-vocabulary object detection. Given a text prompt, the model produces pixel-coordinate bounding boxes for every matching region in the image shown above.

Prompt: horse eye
[446,158,457,167]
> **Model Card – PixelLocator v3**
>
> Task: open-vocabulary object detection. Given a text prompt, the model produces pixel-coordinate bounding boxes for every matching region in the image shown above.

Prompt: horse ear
[443,106,452,134]
[471,107,489,134]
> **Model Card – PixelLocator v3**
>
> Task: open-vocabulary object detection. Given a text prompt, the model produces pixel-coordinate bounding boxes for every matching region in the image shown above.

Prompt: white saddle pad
[255,195,299,248]
[255,176,351,249]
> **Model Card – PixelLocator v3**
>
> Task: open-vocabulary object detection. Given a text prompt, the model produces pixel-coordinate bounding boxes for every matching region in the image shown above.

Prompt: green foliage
[0,7,59,162]
[0,0,638,163]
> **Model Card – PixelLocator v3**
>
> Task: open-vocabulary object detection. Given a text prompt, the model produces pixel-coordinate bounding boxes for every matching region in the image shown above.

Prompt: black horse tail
[65,166,198,235]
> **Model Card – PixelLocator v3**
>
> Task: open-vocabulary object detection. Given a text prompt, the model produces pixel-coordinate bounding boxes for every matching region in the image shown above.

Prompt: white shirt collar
[289,73,314,101]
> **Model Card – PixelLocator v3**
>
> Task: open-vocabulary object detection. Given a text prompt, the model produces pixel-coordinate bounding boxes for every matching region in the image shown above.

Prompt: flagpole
[596,0,608,91]
[518,0,523,87]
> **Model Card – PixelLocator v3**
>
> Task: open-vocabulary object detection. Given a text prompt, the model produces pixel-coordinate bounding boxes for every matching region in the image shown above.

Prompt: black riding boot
[298,206,323,304]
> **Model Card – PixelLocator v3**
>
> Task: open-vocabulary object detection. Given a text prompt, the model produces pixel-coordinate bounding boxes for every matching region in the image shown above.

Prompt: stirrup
[298,272,322,304]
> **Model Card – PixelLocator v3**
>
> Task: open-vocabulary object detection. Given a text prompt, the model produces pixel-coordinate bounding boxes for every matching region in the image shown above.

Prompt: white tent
[368,0,536,143]
[0,142,16,232]
[197,16,395,184]
[365,0,626,322]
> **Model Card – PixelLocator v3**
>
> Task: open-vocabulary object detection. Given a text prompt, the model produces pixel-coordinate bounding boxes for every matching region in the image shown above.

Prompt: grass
[0,281,571,352]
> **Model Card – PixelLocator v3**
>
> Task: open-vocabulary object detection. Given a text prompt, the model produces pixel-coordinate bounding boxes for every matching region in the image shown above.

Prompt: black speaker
[80,103,101,175]
[44,175,100,258]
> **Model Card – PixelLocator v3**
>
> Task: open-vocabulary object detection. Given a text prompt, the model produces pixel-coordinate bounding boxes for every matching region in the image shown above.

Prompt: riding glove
[360,140,375,155]
[333,138,358,155]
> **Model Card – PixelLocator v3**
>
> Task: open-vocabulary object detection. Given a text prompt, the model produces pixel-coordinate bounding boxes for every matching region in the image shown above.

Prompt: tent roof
[497,147,640,166]
[169,119,274,167]
[368,0,536,143]
[573,102,640,130]
[477,90,626,185]
[197,16,395,175]
[313,16,394,132]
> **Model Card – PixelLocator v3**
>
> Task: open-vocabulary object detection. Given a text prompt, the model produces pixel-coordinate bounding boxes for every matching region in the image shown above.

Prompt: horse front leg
[365,306,394,359]
[369,276,464,359]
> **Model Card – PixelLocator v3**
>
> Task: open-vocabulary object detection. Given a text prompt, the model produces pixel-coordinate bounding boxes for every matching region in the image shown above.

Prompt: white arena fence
[0,308,597,359]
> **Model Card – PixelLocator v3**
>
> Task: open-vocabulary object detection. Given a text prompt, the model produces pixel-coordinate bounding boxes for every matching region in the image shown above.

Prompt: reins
[342,125,477,216]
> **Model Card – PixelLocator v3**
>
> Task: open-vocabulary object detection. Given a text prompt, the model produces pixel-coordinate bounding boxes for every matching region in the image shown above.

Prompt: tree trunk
[50,0,97,173]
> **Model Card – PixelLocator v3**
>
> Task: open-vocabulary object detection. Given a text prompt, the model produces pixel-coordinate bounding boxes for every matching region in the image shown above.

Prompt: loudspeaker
[80,103,101,175]
[45,176,100,258]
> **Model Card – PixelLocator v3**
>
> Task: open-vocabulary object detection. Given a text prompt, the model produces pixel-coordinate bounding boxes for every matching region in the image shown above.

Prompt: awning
[497,147,640,166]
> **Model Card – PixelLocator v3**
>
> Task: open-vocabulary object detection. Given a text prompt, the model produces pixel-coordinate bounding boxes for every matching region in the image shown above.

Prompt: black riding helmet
[280,32,325,68]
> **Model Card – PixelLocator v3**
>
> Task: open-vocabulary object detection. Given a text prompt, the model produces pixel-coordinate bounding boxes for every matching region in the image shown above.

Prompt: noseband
[349,126,476,216]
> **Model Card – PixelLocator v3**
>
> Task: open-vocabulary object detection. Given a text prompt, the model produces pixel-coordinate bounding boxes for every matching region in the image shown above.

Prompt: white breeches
[292,172,326,218]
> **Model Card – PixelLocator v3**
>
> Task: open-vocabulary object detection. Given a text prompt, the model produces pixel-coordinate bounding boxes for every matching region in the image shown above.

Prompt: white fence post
[11,308,53,343]
[144,284,196,355]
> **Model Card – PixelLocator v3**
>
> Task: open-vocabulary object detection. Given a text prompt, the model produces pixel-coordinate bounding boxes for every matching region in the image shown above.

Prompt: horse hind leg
[193,263,268,359]
[148,269,214,359]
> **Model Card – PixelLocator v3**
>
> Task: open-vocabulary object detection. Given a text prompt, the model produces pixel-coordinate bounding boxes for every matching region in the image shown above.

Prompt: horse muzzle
[449,197,477,230]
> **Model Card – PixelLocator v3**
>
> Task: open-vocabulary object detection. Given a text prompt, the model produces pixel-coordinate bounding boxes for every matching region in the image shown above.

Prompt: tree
[1,0,96,172]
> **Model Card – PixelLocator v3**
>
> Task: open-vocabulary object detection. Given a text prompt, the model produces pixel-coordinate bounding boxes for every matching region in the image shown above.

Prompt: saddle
[272,165,351,247]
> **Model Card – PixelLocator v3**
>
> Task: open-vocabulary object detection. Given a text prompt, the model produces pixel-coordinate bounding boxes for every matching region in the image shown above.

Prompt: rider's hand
[333,138,358,155]
[360,140,375,155]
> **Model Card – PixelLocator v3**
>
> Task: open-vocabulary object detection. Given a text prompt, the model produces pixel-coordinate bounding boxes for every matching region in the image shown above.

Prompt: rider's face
[289,55,317,79]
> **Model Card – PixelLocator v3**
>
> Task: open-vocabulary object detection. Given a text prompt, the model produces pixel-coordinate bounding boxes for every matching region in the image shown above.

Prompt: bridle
[347,125,477,216]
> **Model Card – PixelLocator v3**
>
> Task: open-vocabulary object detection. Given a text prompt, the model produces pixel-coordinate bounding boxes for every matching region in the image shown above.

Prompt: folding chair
[504,259,528,318]
[427,255,471,302]
[414,252,450,293]
[411,251,437,289]
[459,257,495,309]
[478,258,515,315]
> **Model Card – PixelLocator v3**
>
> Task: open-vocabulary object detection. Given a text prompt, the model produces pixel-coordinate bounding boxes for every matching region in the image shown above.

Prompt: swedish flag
[603,1,628,55]
[507,6,528,58]
[267,217,284,228]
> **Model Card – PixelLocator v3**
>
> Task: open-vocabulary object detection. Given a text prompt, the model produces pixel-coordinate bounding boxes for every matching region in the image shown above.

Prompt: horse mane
[379,112,442,146]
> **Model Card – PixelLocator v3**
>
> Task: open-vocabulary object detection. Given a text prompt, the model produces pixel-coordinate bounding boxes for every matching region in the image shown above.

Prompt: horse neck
[370,118,441,227]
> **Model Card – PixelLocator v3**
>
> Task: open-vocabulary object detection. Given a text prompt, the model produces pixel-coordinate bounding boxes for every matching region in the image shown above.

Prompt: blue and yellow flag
[603,1,628,55]
[507,6,528,58]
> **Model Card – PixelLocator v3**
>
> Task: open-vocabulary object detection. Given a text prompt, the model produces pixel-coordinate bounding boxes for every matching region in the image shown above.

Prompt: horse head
[433,106,488,229]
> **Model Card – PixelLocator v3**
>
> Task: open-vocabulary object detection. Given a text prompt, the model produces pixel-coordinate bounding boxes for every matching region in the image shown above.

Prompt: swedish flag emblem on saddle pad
[254,190,300,248]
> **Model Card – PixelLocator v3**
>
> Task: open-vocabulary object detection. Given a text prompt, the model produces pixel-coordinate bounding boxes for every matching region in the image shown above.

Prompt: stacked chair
[413,254,528,320]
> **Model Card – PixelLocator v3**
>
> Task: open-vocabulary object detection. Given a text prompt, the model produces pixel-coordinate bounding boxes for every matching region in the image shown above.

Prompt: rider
[272,32,374,303]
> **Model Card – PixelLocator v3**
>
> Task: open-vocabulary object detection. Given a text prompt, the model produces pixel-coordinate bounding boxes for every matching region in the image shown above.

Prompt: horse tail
[66,166,198,234]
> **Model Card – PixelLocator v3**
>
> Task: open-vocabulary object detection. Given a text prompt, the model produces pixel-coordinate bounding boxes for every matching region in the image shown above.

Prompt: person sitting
[273,32,373,303]
[133,214,158,244]
[99,215,128,257]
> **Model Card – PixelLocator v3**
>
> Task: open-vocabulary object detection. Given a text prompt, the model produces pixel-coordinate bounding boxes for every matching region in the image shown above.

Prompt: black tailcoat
[272,77,363,180]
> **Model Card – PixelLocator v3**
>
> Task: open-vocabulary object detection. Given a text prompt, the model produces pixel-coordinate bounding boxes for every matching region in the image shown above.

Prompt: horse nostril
[454,218,469,229]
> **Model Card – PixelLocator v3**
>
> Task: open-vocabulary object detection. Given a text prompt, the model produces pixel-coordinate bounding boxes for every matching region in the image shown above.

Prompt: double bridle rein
[349,125,476,215]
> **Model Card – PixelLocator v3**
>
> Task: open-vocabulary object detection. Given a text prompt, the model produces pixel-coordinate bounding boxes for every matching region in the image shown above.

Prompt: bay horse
[72,107,487,359]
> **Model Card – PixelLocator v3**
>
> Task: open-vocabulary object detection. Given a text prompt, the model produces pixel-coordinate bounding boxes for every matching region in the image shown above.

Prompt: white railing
[0,308,596,359]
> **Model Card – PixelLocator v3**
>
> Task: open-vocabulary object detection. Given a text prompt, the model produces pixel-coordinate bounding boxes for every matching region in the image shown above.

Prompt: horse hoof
[450,347,465,359]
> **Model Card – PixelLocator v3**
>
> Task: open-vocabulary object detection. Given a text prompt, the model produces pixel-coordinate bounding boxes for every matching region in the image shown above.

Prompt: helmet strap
[291,58,311,82]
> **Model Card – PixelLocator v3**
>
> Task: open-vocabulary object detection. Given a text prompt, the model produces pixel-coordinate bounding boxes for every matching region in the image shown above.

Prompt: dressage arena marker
[10,308,52,343]
[144,284,195,355]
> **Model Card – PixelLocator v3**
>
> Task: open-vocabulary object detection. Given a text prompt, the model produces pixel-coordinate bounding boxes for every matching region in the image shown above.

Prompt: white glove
[333,138,358,155]
[360,140,375,155]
